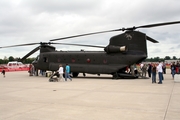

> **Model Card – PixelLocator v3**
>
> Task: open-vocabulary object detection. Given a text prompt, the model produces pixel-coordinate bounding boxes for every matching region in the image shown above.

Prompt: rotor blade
[51,42,104,48]
[136,21,180,29]
[50,21,180,41]
[0,43,39,48]
[20,46,40,62]
[146,36,159,43]
[50,29,123,41]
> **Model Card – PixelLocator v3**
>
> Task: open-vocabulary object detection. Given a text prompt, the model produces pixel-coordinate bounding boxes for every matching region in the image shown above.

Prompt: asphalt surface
[0,70,180,120]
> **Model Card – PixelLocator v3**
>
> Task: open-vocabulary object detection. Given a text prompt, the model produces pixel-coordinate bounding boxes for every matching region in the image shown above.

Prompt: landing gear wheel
[72,72,79,77]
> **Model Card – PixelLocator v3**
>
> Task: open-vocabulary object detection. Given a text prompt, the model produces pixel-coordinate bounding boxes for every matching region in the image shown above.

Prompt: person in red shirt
[1,69,5,77]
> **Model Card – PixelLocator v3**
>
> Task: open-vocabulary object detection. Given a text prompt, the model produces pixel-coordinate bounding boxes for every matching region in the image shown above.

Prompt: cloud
[1,0,180,59]
[177,44,180,48]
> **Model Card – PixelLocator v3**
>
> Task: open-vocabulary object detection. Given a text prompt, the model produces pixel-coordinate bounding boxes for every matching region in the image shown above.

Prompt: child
[1,69,5,77]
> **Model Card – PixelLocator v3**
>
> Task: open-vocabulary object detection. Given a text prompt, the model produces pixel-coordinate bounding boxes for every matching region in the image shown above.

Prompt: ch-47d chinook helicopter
[1,21,180,79]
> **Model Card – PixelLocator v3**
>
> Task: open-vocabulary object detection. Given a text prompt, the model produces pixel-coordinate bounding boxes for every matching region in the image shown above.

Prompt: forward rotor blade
[0,43,39,48]
[20,46,40,62]
[52,42,104,48]
[136,21,180,29]
[50,29,123,41]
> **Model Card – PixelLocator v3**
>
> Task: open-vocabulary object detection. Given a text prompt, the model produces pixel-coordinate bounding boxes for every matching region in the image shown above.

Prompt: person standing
[162,61,166,74]
[65,64,72,81]
[176,61,180,74]
[142,64,147,77]
[157,61,163,84]
[171,62,176,80]
[1,69,5,77]
[130,64,134,76]
[151,64,156,83]
[147,63,152,78]
[134,64,138,76]
[140,63,144,70]
[58,64,65,82]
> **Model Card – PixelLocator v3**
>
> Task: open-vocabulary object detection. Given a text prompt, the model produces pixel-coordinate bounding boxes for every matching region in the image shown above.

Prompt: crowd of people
[27,63,72,82]
[138,61,180,84]
[26,61,180,83]
[50,61,180,83]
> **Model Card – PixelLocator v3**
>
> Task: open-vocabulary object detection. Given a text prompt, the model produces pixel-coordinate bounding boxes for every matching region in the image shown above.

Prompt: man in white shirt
[140,63,144,70]
[58,64,65,81]
[157,61,163,84]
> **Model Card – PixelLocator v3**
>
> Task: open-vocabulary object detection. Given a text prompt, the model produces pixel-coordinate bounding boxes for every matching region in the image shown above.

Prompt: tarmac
[0,69,180,120]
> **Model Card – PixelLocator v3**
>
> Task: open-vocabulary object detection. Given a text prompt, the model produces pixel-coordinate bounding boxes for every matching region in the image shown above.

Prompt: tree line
[0,56,179,64]
[145,56,180,62]
[0,56,35,64]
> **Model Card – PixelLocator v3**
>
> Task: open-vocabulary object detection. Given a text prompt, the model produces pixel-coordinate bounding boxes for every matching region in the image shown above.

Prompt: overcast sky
[1,0,180,59]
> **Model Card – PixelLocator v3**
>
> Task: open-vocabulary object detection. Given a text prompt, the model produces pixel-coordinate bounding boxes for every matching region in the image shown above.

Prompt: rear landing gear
[112,72,119,79]
[112,72,138,79]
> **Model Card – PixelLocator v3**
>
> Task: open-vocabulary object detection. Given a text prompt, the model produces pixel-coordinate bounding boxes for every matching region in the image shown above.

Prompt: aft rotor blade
[52,42,104,48]
[146,36,159,43]
[135,21,180,29]
[0,43,39,48]
[20,46,40,62]
[50,29,123,41]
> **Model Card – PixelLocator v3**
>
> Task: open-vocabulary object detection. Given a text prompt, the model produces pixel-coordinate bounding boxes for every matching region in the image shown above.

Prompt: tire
[72,72,79,77]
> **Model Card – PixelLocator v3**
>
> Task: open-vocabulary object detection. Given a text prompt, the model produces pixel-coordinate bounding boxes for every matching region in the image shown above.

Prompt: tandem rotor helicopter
[1,21,180,79]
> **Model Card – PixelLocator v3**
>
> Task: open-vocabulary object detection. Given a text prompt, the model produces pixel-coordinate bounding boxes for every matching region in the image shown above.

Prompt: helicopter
[1,21,180,79]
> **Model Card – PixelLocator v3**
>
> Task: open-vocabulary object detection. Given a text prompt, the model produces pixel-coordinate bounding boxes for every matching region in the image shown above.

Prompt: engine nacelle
[104,45,128,53]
